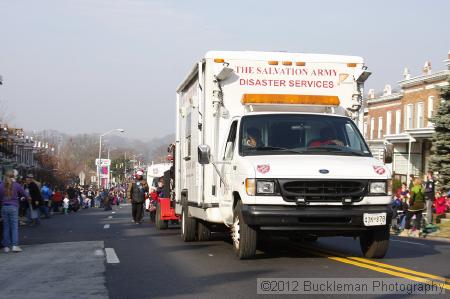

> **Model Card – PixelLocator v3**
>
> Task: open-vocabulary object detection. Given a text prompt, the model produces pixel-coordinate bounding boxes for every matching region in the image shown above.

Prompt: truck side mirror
[198,145,211,165]
[384,143,393,164]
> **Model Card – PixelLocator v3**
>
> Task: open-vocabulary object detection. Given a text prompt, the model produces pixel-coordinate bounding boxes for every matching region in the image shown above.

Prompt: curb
[393,235,450,243]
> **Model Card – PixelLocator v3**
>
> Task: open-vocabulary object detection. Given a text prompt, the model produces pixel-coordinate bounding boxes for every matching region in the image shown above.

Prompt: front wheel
[231,201,257,259]
[360,227,390,258]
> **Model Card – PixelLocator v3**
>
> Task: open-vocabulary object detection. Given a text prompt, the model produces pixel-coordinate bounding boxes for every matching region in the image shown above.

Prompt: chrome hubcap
[182,210,185,235]
[232,215,240,250]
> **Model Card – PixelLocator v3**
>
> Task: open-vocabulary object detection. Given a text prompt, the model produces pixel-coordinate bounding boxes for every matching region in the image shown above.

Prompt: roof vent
[422,61,432,75]
[403,67,410,80]
[383,84,392,96]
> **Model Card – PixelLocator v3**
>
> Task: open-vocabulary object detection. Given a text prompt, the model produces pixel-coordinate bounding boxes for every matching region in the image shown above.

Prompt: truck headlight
[257,181,275,194]
[370,182,386,194]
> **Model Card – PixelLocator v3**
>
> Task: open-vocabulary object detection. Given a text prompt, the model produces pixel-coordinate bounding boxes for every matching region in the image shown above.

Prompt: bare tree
[0,100,13,123]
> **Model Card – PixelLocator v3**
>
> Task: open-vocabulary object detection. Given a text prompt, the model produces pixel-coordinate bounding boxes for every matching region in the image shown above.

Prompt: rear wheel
[155,203,168,230]
[181,205,197,242]
[197,221,212,241]
[360,227,390,258]
[231,201,257,259]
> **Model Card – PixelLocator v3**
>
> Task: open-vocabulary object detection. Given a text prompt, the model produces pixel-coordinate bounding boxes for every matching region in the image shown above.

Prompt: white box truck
[175,51,393,259]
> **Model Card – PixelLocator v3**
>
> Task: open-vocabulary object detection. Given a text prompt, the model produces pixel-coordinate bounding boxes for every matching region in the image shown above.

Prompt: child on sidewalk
[63,194,69,214]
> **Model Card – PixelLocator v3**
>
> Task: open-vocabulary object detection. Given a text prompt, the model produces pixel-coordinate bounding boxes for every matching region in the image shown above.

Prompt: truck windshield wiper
[255,146,305,154]
[307,145,365,156]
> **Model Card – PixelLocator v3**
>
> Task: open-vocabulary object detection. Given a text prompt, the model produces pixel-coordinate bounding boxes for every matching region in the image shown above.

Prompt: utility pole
[124,151,127,182]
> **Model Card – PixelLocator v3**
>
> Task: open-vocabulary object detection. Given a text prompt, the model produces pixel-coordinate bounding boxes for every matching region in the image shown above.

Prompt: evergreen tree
[429,84,450,191]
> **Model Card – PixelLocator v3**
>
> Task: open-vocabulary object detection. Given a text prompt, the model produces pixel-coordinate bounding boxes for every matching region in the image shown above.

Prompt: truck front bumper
[241,204,392,234]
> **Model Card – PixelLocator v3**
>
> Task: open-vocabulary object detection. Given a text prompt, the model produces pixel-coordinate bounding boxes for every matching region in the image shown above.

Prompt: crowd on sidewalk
[0,169,128,253]
[391,171,450,238]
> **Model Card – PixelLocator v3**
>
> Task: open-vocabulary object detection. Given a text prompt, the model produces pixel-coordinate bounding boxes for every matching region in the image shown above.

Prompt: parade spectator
[87,187,95,208]
[434,191,447,215]
[26,174,44,226]
[40,183,52,218]
[400,178,425,238]
[104,189,113,211]
[425,171,435,224]
[446,191,450,211]
[127,170,148,224]
[0,170,30,253]
[63,194,69,214]
[94,191,101,208]
[397,182,409,198]
[408,174,415,190]
[52,188,63,213]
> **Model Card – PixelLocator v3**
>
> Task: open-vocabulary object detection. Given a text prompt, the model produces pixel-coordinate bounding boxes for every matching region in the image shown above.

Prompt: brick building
[364,52,450,182]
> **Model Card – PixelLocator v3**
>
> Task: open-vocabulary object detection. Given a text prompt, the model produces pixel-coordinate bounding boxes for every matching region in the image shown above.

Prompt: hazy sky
[1,0,449,139]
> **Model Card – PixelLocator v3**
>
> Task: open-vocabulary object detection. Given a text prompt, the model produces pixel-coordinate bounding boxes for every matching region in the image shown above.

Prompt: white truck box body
[175,51,391,228]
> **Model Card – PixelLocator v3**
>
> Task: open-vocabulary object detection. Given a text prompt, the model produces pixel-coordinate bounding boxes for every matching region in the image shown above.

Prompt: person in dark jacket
[25,174,44,226]
[424,171,435,224]
[127,171,149,224]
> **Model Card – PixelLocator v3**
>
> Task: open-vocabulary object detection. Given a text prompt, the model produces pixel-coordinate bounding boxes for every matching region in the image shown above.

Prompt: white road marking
[103,224,110,229]
[208,254,214,257]
[108,216,113,219]
[94,249,104,256]
[392,239,427,246]
[105,248,120,264]
[112,211,116,214]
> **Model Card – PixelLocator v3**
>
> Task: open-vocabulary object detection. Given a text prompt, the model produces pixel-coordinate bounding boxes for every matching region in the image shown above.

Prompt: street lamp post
[97,128,124,188]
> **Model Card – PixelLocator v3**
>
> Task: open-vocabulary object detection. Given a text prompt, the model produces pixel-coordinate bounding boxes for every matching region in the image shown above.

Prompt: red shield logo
[373,166,385,175]
[257,164,270,174]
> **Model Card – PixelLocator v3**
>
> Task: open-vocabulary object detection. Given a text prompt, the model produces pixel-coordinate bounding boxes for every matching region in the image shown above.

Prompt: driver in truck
[245,127,263,148]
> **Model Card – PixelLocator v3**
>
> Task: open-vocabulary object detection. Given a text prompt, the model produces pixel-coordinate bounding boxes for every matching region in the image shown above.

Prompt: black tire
[181,205,196,242]
[360,227,390,258]
[304,235,318,242]
[232,201,257,259]
[150,211,156,222]
[155,203,168,230]
[197,221,212,241]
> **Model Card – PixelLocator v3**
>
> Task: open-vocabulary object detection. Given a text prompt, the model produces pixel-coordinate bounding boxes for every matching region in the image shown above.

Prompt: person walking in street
[104,189,113,211]
[40,183,52,218]
[400,178,425,238]
[63,193,69,214]
[25,174,44,226]
[424,171,435,224]
[0,170,30,253]
[127,170,148,224]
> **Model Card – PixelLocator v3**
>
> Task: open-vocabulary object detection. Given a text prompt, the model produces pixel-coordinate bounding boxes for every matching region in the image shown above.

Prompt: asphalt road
[3,204,449,299]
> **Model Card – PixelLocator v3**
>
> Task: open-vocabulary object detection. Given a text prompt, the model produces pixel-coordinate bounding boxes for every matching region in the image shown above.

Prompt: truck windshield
[239,114,371,157]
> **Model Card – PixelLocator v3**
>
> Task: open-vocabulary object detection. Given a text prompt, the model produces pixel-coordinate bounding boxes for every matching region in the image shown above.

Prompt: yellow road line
[293,245,450,290]
[296,243,450,284]
[348,256,450,284]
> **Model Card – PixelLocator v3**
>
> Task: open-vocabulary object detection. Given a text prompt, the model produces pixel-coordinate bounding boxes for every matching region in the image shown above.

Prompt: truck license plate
[363,213,386,226]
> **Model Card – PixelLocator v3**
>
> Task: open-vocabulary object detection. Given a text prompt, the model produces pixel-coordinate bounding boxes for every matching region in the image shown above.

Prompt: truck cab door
[219,120,238,225]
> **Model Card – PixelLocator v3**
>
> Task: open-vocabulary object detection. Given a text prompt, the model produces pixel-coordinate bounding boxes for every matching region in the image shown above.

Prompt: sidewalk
[0,241,107,299]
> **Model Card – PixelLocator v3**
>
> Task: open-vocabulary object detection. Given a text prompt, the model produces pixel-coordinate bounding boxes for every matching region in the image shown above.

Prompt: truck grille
[278,179,368,203]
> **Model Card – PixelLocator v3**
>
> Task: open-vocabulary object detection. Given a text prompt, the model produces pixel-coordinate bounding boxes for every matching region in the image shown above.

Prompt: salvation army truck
[175,51,393,259]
